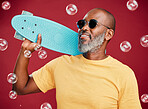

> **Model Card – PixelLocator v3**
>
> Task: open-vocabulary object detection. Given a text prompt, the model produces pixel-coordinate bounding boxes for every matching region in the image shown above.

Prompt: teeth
[81,35,89,37]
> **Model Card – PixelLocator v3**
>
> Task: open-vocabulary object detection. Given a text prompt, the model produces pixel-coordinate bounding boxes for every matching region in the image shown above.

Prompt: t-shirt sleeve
[118,67,142,109]
[32,56,62,93]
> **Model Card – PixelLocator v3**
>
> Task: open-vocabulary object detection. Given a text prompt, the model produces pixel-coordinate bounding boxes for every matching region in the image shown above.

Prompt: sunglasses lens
[89,19,97,29]
[77,20,85,29]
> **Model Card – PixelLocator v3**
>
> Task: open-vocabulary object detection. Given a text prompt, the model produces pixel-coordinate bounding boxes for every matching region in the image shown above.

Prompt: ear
[104,29,114,41]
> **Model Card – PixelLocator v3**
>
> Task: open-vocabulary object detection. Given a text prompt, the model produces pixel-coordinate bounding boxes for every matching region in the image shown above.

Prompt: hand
[21,33,42,53]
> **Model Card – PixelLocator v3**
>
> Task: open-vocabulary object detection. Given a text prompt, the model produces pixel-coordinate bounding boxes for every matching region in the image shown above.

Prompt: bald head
[87,8,116,32]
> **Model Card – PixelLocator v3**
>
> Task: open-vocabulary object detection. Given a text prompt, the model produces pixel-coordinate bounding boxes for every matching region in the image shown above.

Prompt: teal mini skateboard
[11,12,82,56]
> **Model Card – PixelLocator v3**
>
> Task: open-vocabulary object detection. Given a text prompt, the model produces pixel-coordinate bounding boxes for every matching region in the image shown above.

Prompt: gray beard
[78,31,106,53]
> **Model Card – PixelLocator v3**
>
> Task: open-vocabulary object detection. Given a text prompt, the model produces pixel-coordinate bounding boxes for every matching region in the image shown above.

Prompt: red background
[0,0,148,108]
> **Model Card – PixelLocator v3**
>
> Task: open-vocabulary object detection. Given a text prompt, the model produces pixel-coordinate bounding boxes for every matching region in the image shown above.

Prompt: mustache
[78,30,92,39]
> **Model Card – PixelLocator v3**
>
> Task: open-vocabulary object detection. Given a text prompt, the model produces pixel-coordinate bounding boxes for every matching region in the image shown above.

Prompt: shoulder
[60,54,81,62]
[109,56,135,76]
[62,54,81,59]
[45,54,81,65]
[109,56,138,89]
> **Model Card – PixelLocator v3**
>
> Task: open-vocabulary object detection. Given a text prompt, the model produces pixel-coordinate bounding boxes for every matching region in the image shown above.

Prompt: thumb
[37,33,42,44]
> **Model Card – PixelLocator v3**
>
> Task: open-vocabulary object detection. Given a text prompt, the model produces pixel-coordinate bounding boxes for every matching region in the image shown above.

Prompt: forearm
[13,47,30,94]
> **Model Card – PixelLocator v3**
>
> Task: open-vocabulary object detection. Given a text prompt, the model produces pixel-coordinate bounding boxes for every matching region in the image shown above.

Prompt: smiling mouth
[80,35,90,39]
[79,35,90,44]
[79,32,91,39]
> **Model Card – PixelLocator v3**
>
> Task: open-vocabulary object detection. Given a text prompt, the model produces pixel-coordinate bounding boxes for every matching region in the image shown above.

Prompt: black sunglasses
[77,19,110,29]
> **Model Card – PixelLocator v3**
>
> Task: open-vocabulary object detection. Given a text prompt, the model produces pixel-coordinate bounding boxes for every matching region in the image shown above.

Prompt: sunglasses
[77,19,110,29]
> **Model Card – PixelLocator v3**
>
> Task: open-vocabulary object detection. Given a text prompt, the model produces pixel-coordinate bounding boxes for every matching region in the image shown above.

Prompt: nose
[82,22,89,31]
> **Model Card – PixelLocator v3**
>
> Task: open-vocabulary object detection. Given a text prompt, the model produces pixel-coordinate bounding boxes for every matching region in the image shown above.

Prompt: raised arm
[13,34,42,95]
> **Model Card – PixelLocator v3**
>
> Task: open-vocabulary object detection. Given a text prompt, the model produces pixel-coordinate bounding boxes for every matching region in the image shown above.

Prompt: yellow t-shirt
[32,54,142,109]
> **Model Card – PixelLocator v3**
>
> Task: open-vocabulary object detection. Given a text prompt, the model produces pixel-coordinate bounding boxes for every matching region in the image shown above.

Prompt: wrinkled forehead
[83,10,107,23]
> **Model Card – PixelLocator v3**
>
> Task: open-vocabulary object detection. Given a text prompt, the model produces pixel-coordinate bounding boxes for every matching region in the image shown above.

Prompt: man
[13,8,142,109]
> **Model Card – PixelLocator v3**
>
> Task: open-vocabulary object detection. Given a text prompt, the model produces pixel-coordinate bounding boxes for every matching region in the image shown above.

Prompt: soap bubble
[38,50,47,59]
[7,73,17,84]
[140,35,148,47]
[40,102,52,109]
[34,44,42,51]
[127,0,138,11]
[120,41,132,52]
[9,90,17,99]
[24,50,32,58]
[141,94,148,103]
[2,1,11,10]
[0,38,8,51]
[66,4,78,15]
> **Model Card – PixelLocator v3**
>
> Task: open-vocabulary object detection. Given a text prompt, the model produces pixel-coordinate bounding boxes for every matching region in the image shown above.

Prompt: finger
[23,37,30,42]
[24,38,32,43]
[37,33,42,44]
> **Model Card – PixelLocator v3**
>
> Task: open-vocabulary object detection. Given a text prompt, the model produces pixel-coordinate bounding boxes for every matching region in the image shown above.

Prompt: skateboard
[11,12,82,56]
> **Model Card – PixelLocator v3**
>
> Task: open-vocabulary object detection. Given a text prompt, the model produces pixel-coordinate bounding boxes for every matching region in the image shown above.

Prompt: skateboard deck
[11,14,82,55]
[13,10,33,40]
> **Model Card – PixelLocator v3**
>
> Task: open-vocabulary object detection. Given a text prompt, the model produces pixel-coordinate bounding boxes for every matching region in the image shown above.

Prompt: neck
[83,43,108,60]
[83,50,107,60]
